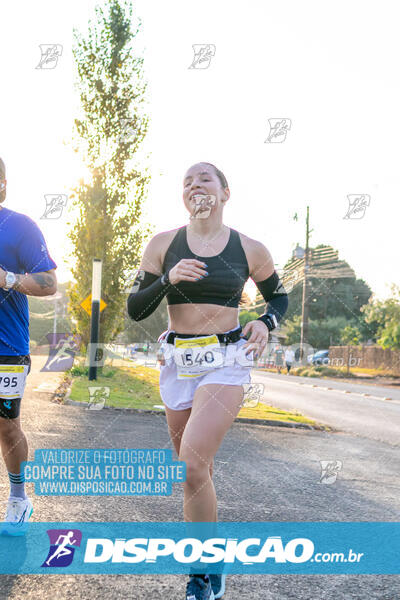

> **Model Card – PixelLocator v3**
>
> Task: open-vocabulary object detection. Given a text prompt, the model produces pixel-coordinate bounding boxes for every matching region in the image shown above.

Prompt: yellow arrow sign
[80,294,107,316]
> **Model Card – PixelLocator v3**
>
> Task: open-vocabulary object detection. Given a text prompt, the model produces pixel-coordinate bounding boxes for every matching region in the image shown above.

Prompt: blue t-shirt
[0,206,57,356]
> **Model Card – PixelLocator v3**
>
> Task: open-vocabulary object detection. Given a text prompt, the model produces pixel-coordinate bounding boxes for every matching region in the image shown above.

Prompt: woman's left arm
[241,240,289,357]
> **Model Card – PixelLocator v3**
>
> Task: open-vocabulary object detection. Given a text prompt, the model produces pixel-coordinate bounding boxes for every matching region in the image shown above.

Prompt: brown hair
[198,162,229,190]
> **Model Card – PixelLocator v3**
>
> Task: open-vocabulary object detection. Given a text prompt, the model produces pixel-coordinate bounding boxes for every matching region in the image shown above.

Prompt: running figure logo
[241,383,265,408]
[41,529,82,567]
[87,386,110,410]
[265,118,292,143]
[119,119,136,143]
[190,194,216,219]
[343,195,370,219]
[129,269,146,294]
[35,44,63,69]
[40,194,68,220]
[319,460,343,484]
[41,333,81,372]
[188,44,216,69]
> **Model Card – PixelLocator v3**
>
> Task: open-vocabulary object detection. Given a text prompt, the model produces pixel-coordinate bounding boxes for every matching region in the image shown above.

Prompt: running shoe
[1,496,33,536]
[208,573,226,599]
[185,574,215,600]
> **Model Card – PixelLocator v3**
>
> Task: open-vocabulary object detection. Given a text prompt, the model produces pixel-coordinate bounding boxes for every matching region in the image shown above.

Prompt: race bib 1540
[174,335,223,379]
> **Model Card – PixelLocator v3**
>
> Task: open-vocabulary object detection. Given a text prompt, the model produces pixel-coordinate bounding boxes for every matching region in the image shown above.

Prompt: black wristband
[257,313,278,331]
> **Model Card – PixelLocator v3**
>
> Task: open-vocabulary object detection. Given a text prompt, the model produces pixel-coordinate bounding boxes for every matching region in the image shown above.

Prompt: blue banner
[22,449,185,496]
[0,522,398,574]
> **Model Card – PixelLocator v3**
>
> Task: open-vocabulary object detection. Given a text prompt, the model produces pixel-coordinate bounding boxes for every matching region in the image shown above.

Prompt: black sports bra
[162,225,249,307]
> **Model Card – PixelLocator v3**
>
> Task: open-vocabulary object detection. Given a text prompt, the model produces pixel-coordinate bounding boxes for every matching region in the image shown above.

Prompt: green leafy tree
[283,315,350,349]
[239,311,260,327]
[280,249,372,322]
[68,0,152,345]
[361,284,400,350]
[340,324,362,346]
[255,244,374,344]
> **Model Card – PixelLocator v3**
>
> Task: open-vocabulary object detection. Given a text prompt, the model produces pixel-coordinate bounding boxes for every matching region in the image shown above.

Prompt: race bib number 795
[0,365,29,399]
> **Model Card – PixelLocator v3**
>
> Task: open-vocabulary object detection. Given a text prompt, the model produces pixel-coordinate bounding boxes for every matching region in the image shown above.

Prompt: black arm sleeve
[255,271,289,324]
[127,270,171,321]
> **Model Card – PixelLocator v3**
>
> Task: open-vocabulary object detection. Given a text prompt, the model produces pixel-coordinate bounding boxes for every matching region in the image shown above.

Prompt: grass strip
[68,365,316,424]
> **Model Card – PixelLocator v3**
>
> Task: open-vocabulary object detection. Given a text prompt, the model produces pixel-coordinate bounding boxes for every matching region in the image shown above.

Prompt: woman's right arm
[127,232,208,322]
[127,233,167,321]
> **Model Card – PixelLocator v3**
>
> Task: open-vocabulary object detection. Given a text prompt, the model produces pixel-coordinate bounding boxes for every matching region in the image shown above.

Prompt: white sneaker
[1,496,33,536]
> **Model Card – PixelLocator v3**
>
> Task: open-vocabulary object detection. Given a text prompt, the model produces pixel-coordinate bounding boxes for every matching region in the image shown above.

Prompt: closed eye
[184,178,211,187]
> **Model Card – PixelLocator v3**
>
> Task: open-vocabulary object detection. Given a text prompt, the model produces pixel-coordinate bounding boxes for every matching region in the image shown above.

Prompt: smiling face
[183,163,229,219]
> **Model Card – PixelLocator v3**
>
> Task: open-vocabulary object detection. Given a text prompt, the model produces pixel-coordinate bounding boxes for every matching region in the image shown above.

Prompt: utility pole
[300,206,312,364]
[89,259,102,381]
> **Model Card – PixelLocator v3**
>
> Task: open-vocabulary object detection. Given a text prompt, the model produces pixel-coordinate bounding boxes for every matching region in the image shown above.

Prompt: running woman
[127,162,288,599]
[0,157,57,535]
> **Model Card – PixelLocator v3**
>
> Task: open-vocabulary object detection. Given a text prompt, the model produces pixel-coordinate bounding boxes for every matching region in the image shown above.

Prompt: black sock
[192,573,209,582]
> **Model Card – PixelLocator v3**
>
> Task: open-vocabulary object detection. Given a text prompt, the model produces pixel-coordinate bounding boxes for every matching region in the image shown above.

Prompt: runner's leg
[179,383,243,522]
[164,405,215,479]
[0,416,28,474]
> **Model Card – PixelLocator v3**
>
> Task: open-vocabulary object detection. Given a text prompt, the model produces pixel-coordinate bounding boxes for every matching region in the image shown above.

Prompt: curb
[63,398,326,430]
[234,417,318,429]
[64,398,166,417]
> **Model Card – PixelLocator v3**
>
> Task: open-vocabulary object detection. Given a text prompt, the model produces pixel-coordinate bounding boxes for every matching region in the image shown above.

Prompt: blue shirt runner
[0,207,57,356]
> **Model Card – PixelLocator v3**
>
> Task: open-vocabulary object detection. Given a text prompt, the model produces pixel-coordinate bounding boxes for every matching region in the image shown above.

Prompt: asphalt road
[0,357,399,599]
[253,371,400,446]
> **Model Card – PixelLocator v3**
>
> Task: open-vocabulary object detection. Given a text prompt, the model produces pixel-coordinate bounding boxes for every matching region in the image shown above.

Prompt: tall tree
[362,284,400,350]
[256,244,372,323]
[68,0,152,345]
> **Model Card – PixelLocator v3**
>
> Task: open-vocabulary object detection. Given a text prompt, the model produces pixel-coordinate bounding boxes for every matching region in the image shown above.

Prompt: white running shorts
[159,329,253,411]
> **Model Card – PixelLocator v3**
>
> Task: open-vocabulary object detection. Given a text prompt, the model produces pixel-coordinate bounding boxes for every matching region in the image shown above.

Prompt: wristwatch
[4,271,17,290]
[160,271,170,286]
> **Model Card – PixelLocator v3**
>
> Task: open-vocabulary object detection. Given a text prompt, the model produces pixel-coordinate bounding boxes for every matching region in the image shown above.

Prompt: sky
[0,0,399,301]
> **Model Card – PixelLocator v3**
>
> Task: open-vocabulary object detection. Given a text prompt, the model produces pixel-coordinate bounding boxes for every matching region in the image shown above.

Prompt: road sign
[80,294,107,316]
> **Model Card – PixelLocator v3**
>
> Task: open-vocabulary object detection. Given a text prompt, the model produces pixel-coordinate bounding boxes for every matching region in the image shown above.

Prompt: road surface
[253,371,400,446]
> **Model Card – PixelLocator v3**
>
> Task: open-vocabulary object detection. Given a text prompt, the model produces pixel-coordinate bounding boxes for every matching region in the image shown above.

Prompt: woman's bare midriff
[167,303,240,334]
